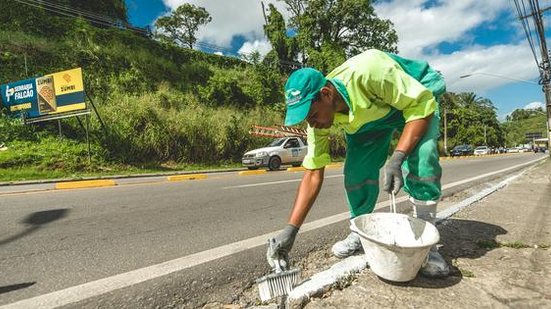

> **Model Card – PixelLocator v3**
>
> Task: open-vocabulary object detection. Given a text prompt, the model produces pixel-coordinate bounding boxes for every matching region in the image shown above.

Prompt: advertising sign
[1,68,86,120]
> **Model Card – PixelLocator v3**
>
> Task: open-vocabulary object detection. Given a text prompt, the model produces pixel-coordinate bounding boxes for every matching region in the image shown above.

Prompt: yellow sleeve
[302,125,331,170]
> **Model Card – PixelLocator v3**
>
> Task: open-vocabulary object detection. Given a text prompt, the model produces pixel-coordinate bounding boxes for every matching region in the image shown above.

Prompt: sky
[126,0,551,119]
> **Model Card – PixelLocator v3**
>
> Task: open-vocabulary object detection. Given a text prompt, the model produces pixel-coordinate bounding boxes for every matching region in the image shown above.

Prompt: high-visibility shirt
[302,49,441,170]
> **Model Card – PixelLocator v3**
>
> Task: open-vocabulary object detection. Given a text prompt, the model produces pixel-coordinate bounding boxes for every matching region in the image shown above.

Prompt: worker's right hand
[266,224,299,270]
[383,150,407,194]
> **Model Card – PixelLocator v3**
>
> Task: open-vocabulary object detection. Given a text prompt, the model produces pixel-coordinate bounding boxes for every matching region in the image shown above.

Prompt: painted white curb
[287,255,369,307]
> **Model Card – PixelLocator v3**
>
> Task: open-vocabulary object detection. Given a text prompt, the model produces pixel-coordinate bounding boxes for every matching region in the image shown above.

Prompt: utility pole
[527,0,551,152]
[443,106,448,154]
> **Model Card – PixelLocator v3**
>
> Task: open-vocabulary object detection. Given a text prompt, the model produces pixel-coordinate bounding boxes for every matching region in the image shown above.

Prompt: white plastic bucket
[351,213,440,282]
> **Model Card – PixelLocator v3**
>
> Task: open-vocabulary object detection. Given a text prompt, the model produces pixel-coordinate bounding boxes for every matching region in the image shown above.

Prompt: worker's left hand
[383,151,407,194]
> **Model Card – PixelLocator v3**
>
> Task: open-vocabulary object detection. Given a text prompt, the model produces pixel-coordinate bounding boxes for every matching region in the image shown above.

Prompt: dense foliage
[0,3,286,175]
[263,0,398,73]
[502,107,548,147]
[441,92,504,149]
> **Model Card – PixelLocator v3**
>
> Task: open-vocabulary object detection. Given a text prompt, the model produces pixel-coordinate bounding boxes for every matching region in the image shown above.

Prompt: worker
[266,49,449,278]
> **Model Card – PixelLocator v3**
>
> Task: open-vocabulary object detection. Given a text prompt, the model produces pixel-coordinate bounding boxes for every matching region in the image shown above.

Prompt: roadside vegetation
[0,1,546,181]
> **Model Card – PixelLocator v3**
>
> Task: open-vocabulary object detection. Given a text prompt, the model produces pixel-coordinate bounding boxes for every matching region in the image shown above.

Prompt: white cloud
[427,43,540,93]
[213,51,223,56]
[158,0,542,96]
[524,101,544,110]
[238,39,272,57]
[373,0,542,94]
[162,0,288,48]
[499,101,544,121]
[374,0,509,58]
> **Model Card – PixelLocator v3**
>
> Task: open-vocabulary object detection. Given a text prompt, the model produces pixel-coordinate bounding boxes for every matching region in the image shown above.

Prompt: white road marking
[1,155,547,309]
[222,174,344,189]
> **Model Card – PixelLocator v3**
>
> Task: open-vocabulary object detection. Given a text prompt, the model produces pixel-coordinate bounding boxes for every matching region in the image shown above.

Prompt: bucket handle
[389,192,397,214]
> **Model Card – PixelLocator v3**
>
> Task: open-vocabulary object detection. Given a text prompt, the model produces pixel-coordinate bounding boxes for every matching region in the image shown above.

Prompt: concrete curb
[238,170,268,176]
[287,255,369,308]
[287,167,306,172]
[55,179,117,190]
[285,159,544,308]
[0,168,246,187]
[167,174,208,182]
[0,162,347,188]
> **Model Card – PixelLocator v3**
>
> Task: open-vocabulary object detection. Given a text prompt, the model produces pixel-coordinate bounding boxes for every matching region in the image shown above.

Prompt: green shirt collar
[328,78,353,124]
[328,78,351,110]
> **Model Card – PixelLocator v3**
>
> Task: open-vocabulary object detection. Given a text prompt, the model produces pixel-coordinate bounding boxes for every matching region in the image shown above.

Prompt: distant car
[474,146,490,155]
[242,137,307,171]
[450,145,474,156]
[507,147,520,153]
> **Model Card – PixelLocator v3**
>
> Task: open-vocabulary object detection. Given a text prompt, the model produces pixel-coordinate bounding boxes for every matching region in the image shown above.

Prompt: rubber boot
[410,197,450,278]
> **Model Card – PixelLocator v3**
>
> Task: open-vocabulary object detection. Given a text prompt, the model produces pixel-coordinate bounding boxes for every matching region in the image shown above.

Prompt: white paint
[436,162,536,221]
[1,156,546,309]
[287,255,369,305]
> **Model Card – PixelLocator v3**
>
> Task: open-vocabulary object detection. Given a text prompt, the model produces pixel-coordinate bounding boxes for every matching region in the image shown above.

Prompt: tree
[279,0,398,71]
[442,92,504,148]
[155,4,211,49]
[262,3,299,72]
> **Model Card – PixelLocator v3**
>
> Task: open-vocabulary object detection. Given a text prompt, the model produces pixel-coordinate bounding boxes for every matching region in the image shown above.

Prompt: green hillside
[0,1,289,180]
[502,108,548,147]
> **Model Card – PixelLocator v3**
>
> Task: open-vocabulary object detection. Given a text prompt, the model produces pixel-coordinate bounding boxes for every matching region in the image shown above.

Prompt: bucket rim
[350,213,440,249]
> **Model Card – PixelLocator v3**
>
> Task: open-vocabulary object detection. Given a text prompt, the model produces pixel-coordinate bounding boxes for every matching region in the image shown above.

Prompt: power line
[12,0,149,35]
[25,0,123,25]
[513,0,540,67]
[512,0,551,151]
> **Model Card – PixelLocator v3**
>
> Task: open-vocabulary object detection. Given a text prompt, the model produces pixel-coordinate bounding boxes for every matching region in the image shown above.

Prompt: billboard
[1,68,86,119]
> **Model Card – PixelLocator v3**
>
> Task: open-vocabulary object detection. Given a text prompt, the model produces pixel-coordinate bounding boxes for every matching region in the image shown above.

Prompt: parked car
[242,137,307,170]
[450,145,474,156]
[474,146,490,155]
[507,147,520,153]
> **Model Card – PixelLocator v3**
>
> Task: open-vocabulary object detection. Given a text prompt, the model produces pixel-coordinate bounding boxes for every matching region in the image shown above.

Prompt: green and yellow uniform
[285,49,445,218]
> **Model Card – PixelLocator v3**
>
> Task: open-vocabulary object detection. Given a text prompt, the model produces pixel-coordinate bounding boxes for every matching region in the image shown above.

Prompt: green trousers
[343,108,441,218]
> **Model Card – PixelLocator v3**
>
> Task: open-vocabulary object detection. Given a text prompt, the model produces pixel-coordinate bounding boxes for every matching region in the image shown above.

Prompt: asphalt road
[0,153,546,308]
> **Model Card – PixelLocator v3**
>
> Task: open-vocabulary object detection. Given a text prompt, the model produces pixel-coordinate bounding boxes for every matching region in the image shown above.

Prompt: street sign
[525,132,543,139]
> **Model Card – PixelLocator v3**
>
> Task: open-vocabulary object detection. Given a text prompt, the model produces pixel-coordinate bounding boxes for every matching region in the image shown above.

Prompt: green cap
[284,68,326,126]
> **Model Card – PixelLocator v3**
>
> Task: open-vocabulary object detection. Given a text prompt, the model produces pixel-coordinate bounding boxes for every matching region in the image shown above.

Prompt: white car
[507,147,520,153]
[242,137,308,170]
[474,146,490,155]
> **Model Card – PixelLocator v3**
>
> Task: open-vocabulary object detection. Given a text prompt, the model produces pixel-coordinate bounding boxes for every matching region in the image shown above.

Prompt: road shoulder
[302,159,551,309]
